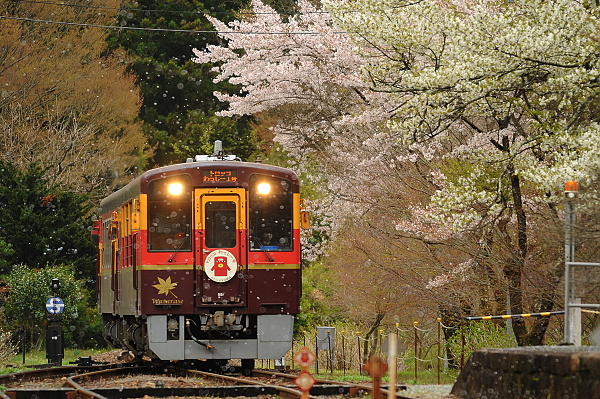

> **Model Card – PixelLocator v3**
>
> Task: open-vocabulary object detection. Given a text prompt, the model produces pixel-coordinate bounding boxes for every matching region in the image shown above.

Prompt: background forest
[0,0,599,359]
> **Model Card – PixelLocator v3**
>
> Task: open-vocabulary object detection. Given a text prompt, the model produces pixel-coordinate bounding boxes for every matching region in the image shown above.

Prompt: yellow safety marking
[465,311,564,321]
[139,194,147,230]
[131,198,140,231]
[293,193,300,229]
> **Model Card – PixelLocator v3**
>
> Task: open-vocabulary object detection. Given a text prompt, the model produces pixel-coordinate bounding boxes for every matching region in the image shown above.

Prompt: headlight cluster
[167,182,184,196]
[256,182,271,195]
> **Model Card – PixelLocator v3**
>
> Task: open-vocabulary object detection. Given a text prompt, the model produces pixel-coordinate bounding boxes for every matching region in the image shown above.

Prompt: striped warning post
[464,311,564,321]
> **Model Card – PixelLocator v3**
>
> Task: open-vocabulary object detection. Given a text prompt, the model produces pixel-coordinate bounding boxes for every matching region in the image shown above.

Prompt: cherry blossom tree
[191,0,400,243]
[327,0,600,345]
[193,0,600,345]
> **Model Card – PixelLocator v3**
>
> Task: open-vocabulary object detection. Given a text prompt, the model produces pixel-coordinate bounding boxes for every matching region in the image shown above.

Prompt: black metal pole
[21,330,26,365]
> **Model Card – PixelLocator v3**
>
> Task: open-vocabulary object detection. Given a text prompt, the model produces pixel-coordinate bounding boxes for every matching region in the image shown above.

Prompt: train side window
[147,175,192,252]
[205,201,237,248]
[249,175,293,252]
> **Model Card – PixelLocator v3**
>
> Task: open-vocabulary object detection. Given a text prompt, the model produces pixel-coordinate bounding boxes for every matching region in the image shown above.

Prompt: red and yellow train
[94,145,303,370]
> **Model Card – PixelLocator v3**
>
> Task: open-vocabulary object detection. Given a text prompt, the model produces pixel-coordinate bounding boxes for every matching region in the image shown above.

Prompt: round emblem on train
[204,250,238,282]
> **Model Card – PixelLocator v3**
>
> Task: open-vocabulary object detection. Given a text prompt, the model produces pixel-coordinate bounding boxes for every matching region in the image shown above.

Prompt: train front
[102,158,302,368]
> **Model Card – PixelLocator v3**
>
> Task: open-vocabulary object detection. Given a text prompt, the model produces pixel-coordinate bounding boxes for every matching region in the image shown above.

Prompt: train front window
[147,175,192,251]
[205,201,237,248]
[249,175,293,252]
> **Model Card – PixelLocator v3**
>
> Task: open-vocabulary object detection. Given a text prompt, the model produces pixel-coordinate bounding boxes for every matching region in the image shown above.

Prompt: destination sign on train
[202,169,238,182]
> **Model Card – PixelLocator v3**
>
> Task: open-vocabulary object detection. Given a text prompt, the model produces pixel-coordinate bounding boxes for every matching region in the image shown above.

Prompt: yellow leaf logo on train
[153,276,178,298]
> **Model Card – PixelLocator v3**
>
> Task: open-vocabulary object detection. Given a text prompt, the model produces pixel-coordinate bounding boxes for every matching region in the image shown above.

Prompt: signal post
[294,347,317,399]
[46,278,64,366]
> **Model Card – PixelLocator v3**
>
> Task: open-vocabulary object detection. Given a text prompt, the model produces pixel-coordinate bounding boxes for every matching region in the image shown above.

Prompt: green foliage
[259,143,293,167]
[0,238,15,270]
[0,161,95,279]
[3,265,101,349]
[106,0,257,166]
[296,262,342,332]
[64,305,104,350]
[438,158,514,204]
[446,321,518,362]
[174,113,257,161]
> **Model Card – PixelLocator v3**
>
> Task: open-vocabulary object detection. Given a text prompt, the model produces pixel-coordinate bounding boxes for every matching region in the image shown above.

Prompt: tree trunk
[527,259,563,345]
[439,304,463,369]
[362,313,385,366]
[506,166,528,346]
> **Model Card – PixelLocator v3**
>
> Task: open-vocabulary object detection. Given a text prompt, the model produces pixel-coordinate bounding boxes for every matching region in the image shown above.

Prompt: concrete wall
[451,346,600,399]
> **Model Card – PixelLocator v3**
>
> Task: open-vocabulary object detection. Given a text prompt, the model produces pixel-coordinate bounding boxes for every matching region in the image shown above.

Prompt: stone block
[451,346,600,398]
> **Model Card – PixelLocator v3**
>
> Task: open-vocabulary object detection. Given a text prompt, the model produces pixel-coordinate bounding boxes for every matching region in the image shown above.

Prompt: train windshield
[249,175,293,252]
[205,201,237,248]
[147,175,192,252]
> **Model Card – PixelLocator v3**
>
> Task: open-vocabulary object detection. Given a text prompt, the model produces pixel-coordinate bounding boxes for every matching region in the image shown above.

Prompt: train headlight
[257,182,271,195]
[167,182,184,196]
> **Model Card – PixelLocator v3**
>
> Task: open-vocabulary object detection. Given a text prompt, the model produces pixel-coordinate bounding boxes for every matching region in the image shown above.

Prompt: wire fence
[260,312,566,383]
[280,320,455,383]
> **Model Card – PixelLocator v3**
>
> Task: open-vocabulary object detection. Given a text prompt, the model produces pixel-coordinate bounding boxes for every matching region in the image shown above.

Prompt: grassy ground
[1,348,101,375]
[313,369,459,385]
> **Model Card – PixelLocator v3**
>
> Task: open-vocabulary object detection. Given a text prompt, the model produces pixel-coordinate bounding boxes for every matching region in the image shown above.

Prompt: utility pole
[563,181,581,345]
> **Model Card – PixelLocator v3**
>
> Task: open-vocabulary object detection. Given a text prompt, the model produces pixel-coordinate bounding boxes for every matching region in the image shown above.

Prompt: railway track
[0,361,414,399]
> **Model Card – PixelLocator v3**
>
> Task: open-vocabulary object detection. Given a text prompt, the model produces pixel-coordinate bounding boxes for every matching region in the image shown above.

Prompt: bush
[296,262,342,333]
[3,264,99,349]
[446,321,517,361]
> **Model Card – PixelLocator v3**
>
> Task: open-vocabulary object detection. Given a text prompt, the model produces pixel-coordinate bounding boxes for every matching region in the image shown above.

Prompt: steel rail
[66,364,154,399]
[66,363,309,399]
[2,361,413,399]
[0,362,133,399]
[252,369,413,399]
[184,368,318,399]
[0,363,113,385]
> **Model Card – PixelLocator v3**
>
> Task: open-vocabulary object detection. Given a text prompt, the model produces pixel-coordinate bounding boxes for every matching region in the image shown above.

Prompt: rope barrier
[289,310,566,380]
[438,321,459,330]
[413,324,431,332]
[413,356,434,362]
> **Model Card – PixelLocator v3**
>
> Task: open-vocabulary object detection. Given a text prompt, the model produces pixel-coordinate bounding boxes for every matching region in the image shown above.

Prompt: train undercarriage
[102,312,294,373]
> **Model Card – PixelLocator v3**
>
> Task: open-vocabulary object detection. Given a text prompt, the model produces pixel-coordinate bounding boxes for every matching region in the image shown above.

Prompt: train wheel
[241,359,255,376]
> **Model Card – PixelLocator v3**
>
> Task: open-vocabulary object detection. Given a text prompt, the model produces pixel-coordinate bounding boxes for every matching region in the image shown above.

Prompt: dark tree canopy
[0,161,96,279]
[106,0,257,166]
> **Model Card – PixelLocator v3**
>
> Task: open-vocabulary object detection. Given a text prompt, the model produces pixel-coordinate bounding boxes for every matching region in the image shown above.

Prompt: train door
[110,215,120,313]
[194,188,246,307]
